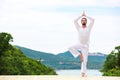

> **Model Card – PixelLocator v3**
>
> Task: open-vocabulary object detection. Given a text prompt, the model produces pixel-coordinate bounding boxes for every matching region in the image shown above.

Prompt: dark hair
[81,18,87,21]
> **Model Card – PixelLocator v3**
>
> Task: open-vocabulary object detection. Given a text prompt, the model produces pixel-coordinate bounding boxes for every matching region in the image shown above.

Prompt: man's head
[81,18,87,26]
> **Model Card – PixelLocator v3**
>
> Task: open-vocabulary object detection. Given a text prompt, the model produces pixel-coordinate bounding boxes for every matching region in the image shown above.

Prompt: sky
[0,0,120,54]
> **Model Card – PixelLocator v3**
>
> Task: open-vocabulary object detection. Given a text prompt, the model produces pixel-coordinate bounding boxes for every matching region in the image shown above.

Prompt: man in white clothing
[68,11,94,77]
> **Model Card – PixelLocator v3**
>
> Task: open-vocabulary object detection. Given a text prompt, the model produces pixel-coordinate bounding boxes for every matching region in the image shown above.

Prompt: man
[68,11,94,77]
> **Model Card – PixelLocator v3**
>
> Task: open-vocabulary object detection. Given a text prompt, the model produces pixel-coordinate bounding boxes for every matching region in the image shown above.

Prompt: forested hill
[0,32,56,75]
[101,45,120,76]
[17,46,107,70]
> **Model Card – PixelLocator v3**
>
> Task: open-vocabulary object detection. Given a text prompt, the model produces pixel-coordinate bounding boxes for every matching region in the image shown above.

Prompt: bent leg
[68,47,80,58]
[68,45,83,58]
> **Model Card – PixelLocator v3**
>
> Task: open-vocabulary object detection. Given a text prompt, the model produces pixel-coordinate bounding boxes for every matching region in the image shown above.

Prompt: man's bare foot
[81,73,86,77]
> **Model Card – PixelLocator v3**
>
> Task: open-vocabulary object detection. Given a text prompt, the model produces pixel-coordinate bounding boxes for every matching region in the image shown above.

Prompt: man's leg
[68,45,83,58]
[69,45,88,77]
[79,52,83,62]
[81,48,88,77]
[81,61,87,77]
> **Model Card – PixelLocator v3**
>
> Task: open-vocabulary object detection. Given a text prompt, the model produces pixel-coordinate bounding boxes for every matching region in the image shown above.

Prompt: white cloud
[1,0,120,11]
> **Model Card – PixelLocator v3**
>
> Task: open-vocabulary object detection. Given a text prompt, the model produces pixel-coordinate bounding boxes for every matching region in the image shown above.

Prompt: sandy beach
[0,76,120,80]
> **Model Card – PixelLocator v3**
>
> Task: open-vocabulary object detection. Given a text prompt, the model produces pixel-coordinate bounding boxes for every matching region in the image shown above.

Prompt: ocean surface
[56,69,103,76]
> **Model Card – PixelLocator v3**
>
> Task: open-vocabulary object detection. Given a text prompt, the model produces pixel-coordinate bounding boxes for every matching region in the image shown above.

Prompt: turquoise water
[56,69,103,76]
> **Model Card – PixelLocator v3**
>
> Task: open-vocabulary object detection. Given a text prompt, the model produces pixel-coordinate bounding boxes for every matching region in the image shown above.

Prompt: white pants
[68,44,89,74]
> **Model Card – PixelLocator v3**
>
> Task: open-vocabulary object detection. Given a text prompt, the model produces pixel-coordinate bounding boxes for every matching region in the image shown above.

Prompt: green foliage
[0,32,13,53]
[101,45,120,76]
[115,46,120,67]
[103,67,120,76]
[101,52,117,72]
[0,32,56,75]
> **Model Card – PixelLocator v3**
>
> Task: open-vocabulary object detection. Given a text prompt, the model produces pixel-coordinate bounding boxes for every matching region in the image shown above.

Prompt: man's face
[81,18,87,25]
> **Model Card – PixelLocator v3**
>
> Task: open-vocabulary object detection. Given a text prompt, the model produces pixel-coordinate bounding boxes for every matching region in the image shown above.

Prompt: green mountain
[0,46,56,75]
[0,32,56,75]
[17,46,107,70]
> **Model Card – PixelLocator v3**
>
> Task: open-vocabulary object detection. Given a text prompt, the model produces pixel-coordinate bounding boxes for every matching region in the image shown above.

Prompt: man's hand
[82,11,86,17]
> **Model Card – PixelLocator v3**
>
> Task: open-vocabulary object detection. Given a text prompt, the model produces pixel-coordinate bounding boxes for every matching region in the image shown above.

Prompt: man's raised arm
[74,11,86,31]
[86,16,94,29]
[74,15,83,31]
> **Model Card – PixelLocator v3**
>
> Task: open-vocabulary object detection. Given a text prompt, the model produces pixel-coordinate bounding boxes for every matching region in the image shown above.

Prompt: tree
[0,32,13,54]
[115,46,120,67]
[101,51,117,72]
[101,45,120,76]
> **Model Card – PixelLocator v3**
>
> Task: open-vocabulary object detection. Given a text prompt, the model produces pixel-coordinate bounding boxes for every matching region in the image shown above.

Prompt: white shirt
[74,16,94,47]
